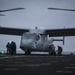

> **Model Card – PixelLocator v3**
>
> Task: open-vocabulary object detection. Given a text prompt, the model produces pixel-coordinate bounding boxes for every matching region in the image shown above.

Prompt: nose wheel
[25,50,31,55]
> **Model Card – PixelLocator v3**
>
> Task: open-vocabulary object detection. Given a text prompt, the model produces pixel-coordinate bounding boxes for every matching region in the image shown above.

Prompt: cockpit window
[22,33,40,39]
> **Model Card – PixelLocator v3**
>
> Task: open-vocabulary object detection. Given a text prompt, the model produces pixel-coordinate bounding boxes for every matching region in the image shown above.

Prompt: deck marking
[56,70,72,73]
[0,64,3,66]
[4,68,18,70]
[64,66,75,69]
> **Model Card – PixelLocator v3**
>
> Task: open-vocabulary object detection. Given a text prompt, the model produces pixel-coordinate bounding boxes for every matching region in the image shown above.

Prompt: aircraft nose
[22,39,34,47]
[25,40,32,45]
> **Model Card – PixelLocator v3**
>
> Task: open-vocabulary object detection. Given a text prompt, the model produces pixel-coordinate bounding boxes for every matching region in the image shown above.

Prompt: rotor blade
[0,14,6,16]
[0,7,25,12]
[48,7,75,12]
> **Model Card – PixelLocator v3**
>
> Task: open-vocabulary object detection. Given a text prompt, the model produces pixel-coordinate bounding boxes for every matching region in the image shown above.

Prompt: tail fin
[63,36,65,45]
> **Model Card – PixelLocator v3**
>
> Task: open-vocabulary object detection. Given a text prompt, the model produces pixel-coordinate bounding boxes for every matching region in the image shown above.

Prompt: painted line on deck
[64,66,75,69]
[8,63,51,67]
[70,64,75,66]
[4,68,18,71]
[56,70,72,73]
[15,62,24,64]
[0,64,3,66]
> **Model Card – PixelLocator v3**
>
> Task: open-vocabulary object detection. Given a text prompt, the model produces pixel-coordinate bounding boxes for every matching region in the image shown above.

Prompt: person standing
[6,42,11,54]
[10,41,16,55]
[57,46,63,56]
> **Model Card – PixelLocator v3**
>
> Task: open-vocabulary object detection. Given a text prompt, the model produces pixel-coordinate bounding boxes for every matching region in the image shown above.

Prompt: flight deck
[0,54,75,75]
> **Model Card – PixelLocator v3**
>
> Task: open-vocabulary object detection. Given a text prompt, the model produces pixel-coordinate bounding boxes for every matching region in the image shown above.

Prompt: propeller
[0,7,25,12]
[0,7,25,16]
[0,14,6,16]
[48,7,75,12]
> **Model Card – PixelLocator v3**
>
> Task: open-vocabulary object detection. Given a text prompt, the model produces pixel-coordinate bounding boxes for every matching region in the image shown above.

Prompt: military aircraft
[0,7,25,16]
[0,7,75,55]
[0,26,75,54]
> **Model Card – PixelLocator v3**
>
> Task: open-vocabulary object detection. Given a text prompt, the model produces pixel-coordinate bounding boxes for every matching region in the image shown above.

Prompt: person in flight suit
[57,46,63,56]
[10,41,16,55]
[6,42,11,54]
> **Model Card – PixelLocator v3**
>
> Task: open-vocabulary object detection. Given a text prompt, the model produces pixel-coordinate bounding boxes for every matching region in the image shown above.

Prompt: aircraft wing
[45,28,75,37]
[0,27,29,36]
[0,27,75,37]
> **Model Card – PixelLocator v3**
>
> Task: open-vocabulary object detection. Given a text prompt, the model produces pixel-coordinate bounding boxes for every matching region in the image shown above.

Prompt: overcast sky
[0,0,75,53]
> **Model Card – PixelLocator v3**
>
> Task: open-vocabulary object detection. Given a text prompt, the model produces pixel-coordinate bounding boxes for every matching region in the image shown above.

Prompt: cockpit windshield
[22,32,40,40]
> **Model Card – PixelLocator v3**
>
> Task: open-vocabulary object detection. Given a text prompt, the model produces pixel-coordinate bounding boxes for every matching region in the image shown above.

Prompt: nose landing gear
[25,49,31,55]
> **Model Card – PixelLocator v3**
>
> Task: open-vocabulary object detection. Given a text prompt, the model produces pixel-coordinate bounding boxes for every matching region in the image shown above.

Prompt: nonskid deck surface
[0,54,75,75]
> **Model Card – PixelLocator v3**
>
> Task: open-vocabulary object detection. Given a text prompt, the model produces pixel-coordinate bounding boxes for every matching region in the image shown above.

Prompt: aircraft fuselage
[20,31,53,52]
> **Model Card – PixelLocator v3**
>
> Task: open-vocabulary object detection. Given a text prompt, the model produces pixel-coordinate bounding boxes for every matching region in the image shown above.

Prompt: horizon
[0,49,75,55]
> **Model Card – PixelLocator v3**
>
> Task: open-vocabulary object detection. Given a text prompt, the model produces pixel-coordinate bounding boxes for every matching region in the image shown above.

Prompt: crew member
[10,41,16,55]
[6,42,11,54]
[57,46,63,56]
